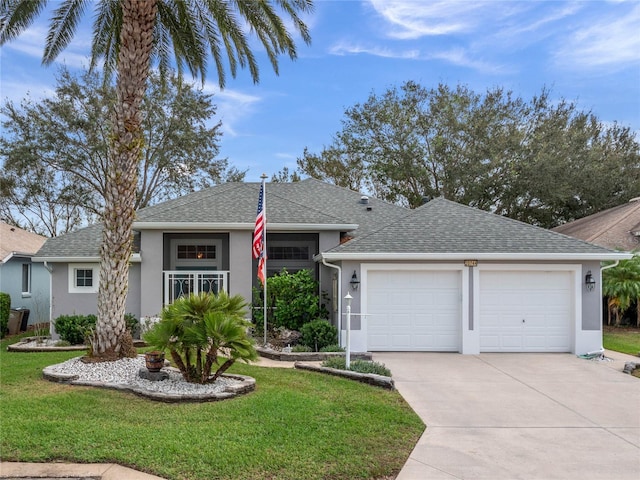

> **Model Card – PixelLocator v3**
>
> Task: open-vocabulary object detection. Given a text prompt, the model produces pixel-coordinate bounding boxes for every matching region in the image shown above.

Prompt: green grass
[603,327,640,356]
[0,334,424,480]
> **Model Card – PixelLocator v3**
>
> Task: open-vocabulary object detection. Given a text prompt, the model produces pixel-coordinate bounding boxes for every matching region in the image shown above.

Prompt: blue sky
[1,0,639,182]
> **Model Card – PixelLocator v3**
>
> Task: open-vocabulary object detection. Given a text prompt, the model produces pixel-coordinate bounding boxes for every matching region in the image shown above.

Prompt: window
[177,244,216,260]
[268,246,310,260]
[68,264,99,293]
[21,264,31,295]
[76,269,93,287]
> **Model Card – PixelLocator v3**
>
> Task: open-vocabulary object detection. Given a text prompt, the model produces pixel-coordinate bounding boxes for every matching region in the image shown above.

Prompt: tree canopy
[0,67,244,236]
[297,81,640,228]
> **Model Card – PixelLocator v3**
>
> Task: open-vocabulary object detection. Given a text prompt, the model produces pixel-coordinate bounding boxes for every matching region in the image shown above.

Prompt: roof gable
[552,198,640,252]
[325,197,619,257]
[34,180,408,259]
[0,222,47,262]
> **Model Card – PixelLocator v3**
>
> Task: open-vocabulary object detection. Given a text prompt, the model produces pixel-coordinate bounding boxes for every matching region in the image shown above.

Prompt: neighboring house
[33,179,629,355]
[552,197,640,252]
[0,221,50,326]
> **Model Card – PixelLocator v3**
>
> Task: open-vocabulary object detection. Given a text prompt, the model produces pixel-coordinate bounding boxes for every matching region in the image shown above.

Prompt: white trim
[34,253,142,263]
[360,263,468,353]
[68,263,100,294]
[317,252,631,261]
[133,222,358,231]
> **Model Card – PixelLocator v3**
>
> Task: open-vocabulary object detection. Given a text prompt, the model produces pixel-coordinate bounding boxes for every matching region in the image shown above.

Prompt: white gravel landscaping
[43,355,256,402]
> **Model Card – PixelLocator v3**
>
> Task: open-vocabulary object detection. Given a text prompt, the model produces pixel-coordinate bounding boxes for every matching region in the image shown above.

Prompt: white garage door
[479,270,573,352]
[366,270,461,351]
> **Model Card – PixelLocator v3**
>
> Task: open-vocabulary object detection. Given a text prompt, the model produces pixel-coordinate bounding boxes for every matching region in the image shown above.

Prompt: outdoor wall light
[350,270,360,291]
[585,271,596,291]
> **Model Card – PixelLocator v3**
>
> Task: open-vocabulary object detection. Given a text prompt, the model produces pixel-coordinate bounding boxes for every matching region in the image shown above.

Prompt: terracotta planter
[145,351,165,372]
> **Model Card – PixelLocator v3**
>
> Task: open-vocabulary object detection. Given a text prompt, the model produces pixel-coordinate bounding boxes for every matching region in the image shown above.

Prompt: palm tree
[144,291,257,384]
[603,255,640,327]
[1,0,312,358]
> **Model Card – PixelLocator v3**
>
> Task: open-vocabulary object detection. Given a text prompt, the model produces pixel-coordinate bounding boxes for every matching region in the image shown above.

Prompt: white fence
[163,270,228,306]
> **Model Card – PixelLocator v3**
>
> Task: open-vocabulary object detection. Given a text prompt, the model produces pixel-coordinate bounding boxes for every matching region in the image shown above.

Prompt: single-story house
[33,179,630,354]
[552,197,640,252]
[0,221,50,327]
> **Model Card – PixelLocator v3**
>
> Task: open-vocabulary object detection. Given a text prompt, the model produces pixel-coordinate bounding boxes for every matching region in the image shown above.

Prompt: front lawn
[0,335,424,480]
[603,326,640,356]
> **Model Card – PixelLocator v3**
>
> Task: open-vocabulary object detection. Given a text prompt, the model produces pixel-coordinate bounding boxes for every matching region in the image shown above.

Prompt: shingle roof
[34,180,408,259]
[324,197,619,257]
[35,223,104,258]
[134,179,407,235]
[0,222,47,262]
[552,198,640,252]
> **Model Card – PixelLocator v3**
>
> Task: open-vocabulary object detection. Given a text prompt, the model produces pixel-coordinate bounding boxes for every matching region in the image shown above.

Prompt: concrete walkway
[374,350,640,480]
[0,462,164,479]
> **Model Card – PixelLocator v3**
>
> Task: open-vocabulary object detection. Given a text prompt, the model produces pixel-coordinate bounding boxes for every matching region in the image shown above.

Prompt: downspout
[321,257,342,346]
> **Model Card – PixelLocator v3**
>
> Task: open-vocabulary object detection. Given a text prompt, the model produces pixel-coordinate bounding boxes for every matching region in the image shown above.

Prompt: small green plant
[300,319,338,352]
[124,313,139,337]
[55,340,71,347]
[53,314,97,345]
[291,344,312,352]
[0,292,10,338]
[319,344,345,352]
[144,291,258,384]
[322,357,392,377]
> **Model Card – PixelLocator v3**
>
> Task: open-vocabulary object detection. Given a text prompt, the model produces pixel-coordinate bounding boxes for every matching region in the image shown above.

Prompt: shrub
[300,319,338,352]
[144,292,258,384]
[322,357,392,377]
[253,269,328,332]
[124,313,139,337]
[54,314,97,345]
[291,344,312,352]
[0,292,10,338]
[319,344,345,352]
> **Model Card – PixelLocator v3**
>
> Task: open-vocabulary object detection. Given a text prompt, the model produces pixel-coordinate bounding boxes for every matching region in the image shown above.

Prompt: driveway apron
[373,352,640,480]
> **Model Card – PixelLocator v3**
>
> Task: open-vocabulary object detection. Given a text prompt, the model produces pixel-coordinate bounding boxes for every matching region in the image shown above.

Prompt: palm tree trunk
[95,0,157,356]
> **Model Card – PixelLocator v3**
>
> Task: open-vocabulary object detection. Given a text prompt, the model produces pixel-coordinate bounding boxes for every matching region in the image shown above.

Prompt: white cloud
[426,48,511,75]
[329,41,419,59]
[3,24,93,69]
[367,0,500,39]
[555,4,640,69]
[198,81,262,137]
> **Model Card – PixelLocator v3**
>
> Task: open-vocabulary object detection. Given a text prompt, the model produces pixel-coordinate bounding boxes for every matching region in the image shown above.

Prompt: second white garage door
[366,269,462,351]
[479,270,573,352]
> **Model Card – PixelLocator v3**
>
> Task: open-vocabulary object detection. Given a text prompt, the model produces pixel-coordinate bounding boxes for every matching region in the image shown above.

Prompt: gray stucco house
[0,221,50,327]
[33,179,629,355]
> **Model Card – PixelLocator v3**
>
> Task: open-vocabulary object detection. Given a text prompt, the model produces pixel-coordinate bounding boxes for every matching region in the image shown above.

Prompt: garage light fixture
[585,271,596,291]
[350,270,360,291]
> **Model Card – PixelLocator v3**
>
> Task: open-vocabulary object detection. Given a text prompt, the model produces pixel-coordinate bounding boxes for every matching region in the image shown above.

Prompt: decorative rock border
[256,346,372,362]
[7,337,87,353]
[294,362,395,390]
[8,337,147,352]
[42,365,256,403]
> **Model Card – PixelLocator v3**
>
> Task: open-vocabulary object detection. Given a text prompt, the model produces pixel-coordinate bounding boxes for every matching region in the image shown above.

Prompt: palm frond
[43,0,90,64]
[0,0,48,45]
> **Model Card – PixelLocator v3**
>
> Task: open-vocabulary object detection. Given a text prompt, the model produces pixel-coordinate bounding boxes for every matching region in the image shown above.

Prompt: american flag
[253,182,266,284]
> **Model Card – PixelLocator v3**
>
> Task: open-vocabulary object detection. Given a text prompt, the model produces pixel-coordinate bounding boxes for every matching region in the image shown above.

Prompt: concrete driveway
[373,351,640,480]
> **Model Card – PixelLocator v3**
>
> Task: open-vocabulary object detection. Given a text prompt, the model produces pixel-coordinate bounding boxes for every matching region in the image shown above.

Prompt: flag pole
[261,173,268,346]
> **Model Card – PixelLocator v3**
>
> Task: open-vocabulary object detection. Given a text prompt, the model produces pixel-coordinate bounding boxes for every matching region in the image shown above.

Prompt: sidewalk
[0,462,165,479]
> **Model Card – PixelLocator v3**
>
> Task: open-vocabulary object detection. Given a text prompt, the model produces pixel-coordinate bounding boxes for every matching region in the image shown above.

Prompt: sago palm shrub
[144,292,257,384]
